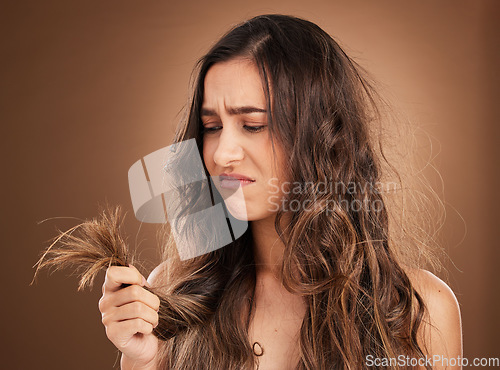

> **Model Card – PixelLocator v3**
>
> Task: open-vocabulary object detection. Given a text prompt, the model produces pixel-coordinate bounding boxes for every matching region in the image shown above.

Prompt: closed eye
[201,125,267,134]
[201,126,221,134]
[244,125,266,133]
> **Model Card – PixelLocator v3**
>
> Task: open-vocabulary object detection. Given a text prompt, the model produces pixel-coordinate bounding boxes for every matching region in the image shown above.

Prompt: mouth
[219,173,256,189]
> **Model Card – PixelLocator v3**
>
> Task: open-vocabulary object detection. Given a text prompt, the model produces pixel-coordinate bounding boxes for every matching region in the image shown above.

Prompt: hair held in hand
[32,204,215,341]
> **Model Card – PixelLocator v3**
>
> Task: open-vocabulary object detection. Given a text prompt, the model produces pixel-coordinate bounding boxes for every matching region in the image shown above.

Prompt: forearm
[121,354,158,370]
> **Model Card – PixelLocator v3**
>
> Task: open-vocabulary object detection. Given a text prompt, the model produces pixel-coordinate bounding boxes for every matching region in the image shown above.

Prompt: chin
[225,206,250,221]
[226,205,275,222]
[222,201,252,221]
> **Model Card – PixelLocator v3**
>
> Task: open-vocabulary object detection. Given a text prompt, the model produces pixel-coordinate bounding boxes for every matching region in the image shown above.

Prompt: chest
[247,287,307,370]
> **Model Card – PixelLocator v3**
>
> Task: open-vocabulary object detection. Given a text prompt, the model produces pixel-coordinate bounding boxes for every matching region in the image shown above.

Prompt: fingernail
[141,276,147,287]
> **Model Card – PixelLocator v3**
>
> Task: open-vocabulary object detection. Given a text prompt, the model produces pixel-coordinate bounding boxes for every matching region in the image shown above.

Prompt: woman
[36,14,462,369]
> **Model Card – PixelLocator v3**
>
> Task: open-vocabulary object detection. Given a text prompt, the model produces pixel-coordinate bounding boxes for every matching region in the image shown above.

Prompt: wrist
[121,353,158,370]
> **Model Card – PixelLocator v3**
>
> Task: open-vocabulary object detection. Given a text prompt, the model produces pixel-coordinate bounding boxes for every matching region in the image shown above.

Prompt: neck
[250,213,290,279]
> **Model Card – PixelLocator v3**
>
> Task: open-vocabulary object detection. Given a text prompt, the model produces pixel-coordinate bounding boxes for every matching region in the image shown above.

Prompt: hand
[98,265,160,368]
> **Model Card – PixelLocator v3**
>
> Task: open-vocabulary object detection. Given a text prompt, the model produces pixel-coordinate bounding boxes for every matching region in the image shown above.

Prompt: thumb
[128,264,148,287]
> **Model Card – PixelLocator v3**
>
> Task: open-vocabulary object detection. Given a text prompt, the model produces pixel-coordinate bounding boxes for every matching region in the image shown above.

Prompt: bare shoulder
[403,267,463,367]
[404,268,459,309]
[147,260,169,287]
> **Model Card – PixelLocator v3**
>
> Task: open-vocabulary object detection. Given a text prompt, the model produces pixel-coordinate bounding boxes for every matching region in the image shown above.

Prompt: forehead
[202,58,266,109]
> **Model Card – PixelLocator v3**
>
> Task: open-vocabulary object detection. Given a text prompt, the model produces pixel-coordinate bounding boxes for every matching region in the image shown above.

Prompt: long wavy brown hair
[34,14,445,369]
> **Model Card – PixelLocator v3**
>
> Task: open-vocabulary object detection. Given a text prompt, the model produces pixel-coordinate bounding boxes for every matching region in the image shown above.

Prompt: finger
[99,284,161,313]
[102,301,159,328]
[129,264,152,288]
[107,318,154,341]
[103,266,146,293]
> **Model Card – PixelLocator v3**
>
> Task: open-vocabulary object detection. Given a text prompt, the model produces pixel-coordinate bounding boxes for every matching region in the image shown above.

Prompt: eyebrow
[200,106,267,117]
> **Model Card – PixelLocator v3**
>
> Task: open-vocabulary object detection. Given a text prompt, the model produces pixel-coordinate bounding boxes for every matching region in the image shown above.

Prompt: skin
[201,57,290,278]
[98,57,463,369]
[407,268,463,370]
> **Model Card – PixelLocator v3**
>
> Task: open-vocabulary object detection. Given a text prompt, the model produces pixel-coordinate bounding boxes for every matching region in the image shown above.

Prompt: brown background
[1,0,498,369]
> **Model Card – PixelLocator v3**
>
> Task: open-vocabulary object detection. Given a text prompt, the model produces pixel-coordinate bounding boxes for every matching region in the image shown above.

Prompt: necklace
[252,341,264,356]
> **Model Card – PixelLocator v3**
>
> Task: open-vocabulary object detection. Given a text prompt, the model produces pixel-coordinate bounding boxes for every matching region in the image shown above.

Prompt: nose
[212,125,244,167]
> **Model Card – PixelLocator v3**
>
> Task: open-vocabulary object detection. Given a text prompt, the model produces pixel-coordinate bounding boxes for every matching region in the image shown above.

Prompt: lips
[219,173,255,181]
[219,173,255,189]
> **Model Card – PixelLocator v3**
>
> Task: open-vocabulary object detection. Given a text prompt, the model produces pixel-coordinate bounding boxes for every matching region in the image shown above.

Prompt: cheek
[263,144,287,180]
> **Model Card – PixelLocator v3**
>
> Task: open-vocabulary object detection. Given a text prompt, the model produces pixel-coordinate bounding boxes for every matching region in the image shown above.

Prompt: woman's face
[201,58,286,221]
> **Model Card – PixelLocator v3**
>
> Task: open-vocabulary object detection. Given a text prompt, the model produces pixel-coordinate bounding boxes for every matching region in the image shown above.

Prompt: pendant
[252,341,264,356]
